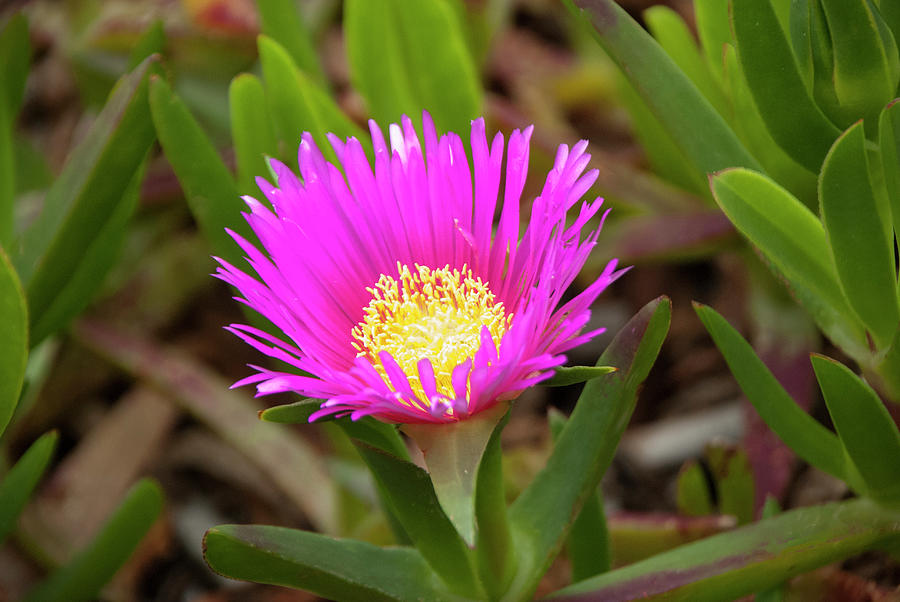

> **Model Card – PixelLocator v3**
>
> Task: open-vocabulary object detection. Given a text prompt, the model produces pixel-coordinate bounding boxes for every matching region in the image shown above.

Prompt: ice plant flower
[215,112,626,424]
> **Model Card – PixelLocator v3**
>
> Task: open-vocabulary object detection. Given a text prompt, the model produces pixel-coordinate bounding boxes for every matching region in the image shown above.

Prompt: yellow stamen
[352,263,512,405]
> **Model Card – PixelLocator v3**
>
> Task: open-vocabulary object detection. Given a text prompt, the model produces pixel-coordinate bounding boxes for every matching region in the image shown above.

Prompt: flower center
[351,263,512,401]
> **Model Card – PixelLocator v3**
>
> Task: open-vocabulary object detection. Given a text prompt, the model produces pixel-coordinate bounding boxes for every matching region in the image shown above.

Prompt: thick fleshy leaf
[608,514,736,567]
[551,498,900,600]
[705,443,754,525]
[811,355,900,502]
[549,409,611,582]
[204,524,453,600]
[258,35,365,165]
[676,460,714,517]
[149,75,252,267]
[693,303,850,484]
[546,365,616,387]
[403,402,507,547]
[23,478,163,602]
[710,168,868,358]
[351,442,482,598]
[0,431,57,543]
[0,13,29,245]
[694,0,732,80]
[644,6,728,117]
[507,296,671,599]
[820,0,900,125]
[0,246,26,435]
[29,161,145,345]
[878,99,900,253]
[258,398,323,424]
[126,19,165,70]
[13,56,159,340]
[569,0,760,178]
[257,0,326,88]
[819,121,898,348]
[229,74,277,195]
[732,0,841,172]
[344,0,482,136]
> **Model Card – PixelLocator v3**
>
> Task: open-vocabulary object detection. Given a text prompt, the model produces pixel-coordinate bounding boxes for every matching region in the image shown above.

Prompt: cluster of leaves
[0,15,163,601]
[2,0,900,600]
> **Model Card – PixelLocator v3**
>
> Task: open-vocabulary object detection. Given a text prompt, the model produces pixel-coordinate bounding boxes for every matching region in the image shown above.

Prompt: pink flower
[215,113,626,423]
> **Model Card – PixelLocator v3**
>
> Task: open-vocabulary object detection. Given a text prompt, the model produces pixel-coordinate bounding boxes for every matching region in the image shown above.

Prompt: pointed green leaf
[552,498,900,600]
[819,121,898,348]
[820,0,900,125]
[0,431,57,543]
[732,0,842,172]
[811,354,900,502]
[878,99,900,248]
[508,296,671,599]
[710,168,867,357]
[258,35,365,165]
[127,19,165,70]
[29,159,145,345]
[257,0,326,89]
[693,303,849,482]
[351,442,481,597]
[24,479,163,602]
[546,365,616,387]
[404,402,507,547]
[345,0,482,135]
[0,245,26,435]
[705,444,755,525]
[338,418,410,461]
[258,398,323,424]
[13,56,159,337]
[229,74,278,195]
[149,75,252,267]
[676,460,715,517]
[204,524,454,601]
[549,409,611,582]
[694,0,732,80]
[569,0,760,178]
[644,6,728,117]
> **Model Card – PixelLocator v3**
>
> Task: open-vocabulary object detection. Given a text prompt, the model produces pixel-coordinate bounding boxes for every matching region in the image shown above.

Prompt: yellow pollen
[351,263,512,405]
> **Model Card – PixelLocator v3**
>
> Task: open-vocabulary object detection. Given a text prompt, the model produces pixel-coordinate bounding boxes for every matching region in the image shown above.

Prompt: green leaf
[12,56,159,340]
[344,0,482,135]
[29,159,145,345]
[693,303,849,482]
[878,99,900,252]
[338,418,410,461]
[732,0,842,172]
[705,443,755,525]
[204,524,455,601]
[546,365,616,387]
[644,6,728,117]
[508,296,671,599]
[0,431,57,543]
[0,13,30,246]
[24,478,163,602]
[257,0,326,89]
[811,354,900,502]
[258,397,322,424]
[258,35,365,165]
[820,0,900,126]
[351,442,482,598]
[549,409,611,582]
[819,121,898,348]
[0,245,27,435]
[710,168,867,357]
[127,20,165,70]
[676,460,714,517]
[694,0,732,80]
[404,402,507,548]
[551,498,900,600]
[149,75,253,267]
[569,0,760,178]
[229,74,278,195]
